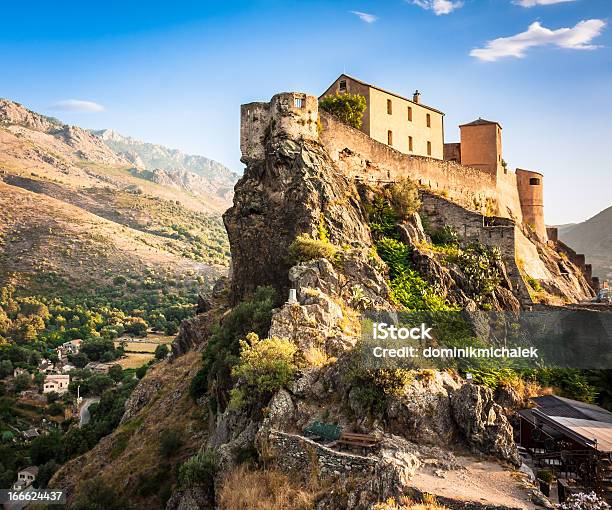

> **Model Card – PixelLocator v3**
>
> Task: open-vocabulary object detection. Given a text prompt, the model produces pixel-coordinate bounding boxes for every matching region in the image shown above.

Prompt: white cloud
[412,0,463,15]
[470,19,606,61]
[350,10,378,23]
[514,0,577,7]
[50,99,105,113]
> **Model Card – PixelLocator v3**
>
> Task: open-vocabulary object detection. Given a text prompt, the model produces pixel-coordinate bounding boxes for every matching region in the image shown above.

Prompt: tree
[13,373,31,392]
[81,338,115,361]
[154,344,169,360]
[319,92,367,129]
[0,359,12,379]
[46,391,60,404]
[123,317,148,337]
[69,352,89,368]
[108,364,123,382]
[135,365,148,379]
[30,432,62,465]
[164,321,179,336]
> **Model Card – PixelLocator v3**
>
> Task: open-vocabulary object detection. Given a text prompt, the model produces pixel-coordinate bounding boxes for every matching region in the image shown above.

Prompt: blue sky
[1,0,610,224]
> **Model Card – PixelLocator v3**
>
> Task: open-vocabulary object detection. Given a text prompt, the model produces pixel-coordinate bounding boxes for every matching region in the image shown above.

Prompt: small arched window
[529,177,541,185]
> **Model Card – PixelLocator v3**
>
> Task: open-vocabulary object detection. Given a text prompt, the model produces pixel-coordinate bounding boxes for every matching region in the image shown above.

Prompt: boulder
[450,383,520,466]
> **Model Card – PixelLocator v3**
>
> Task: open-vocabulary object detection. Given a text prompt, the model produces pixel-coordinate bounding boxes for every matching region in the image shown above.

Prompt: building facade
[43,374,70,394]
[320,74,444,160]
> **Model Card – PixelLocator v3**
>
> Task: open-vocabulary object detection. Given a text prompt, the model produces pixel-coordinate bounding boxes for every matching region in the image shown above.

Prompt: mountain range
[0,98,235,297]
[558,206,612,281]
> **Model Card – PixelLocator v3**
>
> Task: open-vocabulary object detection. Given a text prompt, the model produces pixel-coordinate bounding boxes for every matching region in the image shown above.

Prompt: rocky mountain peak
[0,98,62,132]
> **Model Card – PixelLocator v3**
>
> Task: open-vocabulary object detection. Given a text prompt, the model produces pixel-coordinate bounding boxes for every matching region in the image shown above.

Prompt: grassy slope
[0,124,231,298]
[50,351,206,508]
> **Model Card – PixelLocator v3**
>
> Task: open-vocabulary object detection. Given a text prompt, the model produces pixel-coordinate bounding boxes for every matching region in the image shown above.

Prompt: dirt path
[409,456,537,509]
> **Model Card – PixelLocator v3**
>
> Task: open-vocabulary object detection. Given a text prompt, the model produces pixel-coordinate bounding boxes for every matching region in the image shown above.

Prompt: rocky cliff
[49,98,594,509]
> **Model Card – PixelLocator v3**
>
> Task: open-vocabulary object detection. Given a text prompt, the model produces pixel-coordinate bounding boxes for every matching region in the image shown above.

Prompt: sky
[1,0,610,224]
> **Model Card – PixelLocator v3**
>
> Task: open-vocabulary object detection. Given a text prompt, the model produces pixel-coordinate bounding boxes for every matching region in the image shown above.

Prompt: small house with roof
[519,395,612,502]
[12,466,38,490]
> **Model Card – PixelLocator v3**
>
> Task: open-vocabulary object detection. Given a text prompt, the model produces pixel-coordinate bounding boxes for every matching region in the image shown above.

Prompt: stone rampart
[319,112,524,222]
[419,192,531,303]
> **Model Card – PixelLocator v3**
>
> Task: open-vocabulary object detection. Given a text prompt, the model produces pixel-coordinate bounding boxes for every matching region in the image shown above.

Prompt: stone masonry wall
[268,429,377,479]
[419,192,532,303]
[319,112,525,223]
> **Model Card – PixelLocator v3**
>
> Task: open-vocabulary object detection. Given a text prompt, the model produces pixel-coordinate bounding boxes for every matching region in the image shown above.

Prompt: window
[387,99,392,115]
[407,106,412,122]
[339,80,347,92]
[387,130,393,146]
[294,97,303,108]
[408,136,413,152]
[427,141,432,156]
[529,177,541,185]
[426,113,431,128]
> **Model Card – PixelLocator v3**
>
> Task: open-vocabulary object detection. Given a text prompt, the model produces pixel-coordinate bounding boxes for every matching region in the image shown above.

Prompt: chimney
[413,90,421,104]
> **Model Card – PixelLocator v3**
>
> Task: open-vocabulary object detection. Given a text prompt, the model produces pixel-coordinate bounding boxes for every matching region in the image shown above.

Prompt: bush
[159,428,183,458]
[154,343,169,360]
[430,225,459,246]
[196,286,278,408]
[452,243,501,303]
[537,469,554,484]
[349,365,414,415]
[229,333,299,409]
[389,179,421,219]
[288,234,337,264]
[319,92,367,129]
[375,237,452,311]
[560,492,610,510]
[178,450,217,489]
[72,477,132,510]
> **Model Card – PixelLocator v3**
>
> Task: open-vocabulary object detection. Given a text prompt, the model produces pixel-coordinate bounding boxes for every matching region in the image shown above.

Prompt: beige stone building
[43,374,70,394]
[320,74,444,159]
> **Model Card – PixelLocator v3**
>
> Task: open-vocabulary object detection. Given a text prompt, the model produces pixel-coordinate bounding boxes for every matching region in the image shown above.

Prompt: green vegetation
[450,243,502,304]
[178,449,217,490]
[376,237,453,311]
[389,179,421,219]
[288,233,338,264]
[348,366,414,415]
[319,92,367,129]
[159,428,184,458]
[190,286,278,411]
[229,333,300,410]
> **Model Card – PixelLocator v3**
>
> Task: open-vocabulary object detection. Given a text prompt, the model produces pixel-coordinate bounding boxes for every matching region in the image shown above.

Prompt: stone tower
[516,169,546,240]
[240,92,318,164]
[459,119,502,179]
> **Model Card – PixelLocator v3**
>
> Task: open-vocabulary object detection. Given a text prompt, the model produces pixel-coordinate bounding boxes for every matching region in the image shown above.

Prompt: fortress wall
[420,192,532,303]
[495,171,524,223]
[320,112,507,215]
[240,101,270,163]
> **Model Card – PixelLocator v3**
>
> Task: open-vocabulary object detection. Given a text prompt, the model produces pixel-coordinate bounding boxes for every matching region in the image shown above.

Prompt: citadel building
[239,78,597,297]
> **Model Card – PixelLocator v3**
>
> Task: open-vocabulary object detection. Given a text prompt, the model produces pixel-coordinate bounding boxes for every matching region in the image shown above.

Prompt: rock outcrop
[224,133,372,304]
[451,384,520,466]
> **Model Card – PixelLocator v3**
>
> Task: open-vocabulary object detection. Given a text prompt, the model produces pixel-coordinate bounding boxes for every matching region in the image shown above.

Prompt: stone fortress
[240,75,598,300]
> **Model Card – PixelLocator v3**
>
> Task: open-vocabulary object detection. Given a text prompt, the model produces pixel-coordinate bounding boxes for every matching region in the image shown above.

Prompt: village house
[12,466,38,491]
[43,374,70,394]
[21,428,39,441]
[320,74,445,159]
[84,361,118,374]
[37,359,53,373]
[62,339,82,354]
